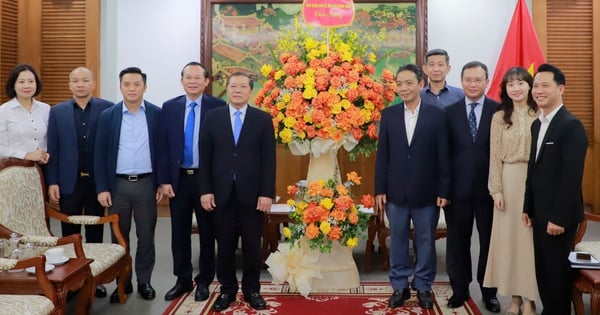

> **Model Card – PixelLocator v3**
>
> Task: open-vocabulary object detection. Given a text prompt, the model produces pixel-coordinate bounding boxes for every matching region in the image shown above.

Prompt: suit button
[233,153,237,157]
[407,155,411,159]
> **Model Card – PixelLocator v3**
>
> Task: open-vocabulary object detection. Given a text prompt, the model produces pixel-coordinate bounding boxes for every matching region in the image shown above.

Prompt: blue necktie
[183,102,197,167]
[233,110,242,144]
[468,102,478,142]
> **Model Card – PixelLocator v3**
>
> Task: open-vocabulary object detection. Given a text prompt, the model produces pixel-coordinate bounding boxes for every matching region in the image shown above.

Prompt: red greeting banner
[302,0,355,28]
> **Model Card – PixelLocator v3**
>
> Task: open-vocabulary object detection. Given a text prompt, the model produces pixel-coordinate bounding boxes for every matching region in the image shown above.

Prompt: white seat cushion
[0,295,54,315]
[60,243,126,276]
[574,241,600,261]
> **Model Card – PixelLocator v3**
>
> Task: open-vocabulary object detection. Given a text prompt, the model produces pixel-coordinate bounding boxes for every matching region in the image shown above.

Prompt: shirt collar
[228,104,248,116]
[424,82,449,93]
[122,100,146,113]
[187,95,203,107]
[404,101,421,114]
[539,104,563,123]
[465,96,485,106]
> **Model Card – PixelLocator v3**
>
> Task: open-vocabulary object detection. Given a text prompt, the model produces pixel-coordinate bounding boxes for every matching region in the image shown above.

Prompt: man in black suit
[94,67,162,302]
[46,66,114,298]
[445,61,500,312]
[375,64,450,309]
[200,72,275,312]
[523,64,587,315]
[158,62,226,302]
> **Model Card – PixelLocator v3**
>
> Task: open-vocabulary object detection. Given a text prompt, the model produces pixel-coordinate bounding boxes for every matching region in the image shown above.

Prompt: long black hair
[498,67,537,126]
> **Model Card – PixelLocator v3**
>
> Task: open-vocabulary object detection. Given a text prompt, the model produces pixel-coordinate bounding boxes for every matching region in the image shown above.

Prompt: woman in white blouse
[0,64,50,164]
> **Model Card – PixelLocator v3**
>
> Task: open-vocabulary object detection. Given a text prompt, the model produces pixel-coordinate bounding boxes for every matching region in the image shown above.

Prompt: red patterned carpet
[162,282,482,315]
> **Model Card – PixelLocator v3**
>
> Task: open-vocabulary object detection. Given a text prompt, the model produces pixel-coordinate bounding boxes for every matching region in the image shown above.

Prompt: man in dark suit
[375,64,450,309]
[158,62,226,302]
[523,64,587,315]
[445,61,500,312]
[94,67,162,302]
[199,72,275,312]
[46,66,114,298]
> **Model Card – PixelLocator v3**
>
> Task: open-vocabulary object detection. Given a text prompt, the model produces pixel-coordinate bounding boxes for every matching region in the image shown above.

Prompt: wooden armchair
[572,210,600,315]
[0,256,60,315]
[375,206,447,270]
[0,157,132,304]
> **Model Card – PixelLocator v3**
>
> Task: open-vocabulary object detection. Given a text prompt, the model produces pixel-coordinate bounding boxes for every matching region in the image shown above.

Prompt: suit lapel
[64,101,78,145]
[536,107,565,162]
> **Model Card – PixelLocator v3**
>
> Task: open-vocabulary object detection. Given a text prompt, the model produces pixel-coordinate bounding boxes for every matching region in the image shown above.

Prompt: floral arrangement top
[255,19,396,160]
[284,171,374,253]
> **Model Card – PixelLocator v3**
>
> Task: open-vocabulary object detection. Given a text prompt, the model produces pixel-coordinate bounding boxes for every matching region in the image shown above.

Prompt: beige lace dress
[483,106,539,300]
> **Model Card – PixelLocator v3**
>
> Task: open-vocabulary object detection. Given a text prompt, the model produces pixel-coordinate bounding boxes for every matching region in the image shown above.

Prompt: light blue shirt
[116,101,153,174]
[465,96,485,128]
[184,96,202,168]
[420,82,464,109]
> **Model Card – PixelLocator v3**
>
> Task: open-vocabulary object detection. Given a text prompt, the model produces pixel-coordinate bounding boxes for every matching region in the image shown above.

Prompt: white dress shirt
[0,97,50,159]
[535,104,563,161]
[404,102,420,145]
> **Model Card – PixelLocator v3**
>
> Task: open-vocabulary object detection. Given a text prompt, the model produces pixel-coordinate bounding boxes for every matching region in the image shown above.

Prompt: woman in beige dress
[483,67,538,315]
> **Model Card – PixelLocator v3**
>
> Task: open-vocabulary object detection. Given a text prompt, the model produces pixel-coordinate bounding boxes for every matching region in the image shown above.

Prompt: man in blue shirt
[420,49,464,109]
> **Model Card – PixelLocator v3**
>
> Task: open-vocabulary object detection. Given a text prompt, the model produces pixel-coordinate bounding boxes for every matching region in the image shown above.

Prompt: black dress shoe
[447,293,470,308]
[95,285,107,298]
[194,284,210,302]
[213,293,236,312]
[244,292,266,310]
[417,291,433,309]
[483,297,501,313]
[110,282,133,303]
[388,288,411,308]
[138,283,156,300]
[164,282,193,301]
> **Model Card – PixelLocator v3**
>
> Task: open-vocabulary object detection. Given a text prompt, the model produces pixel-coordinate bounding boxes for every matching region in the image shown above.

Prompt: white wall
[100,0,531,104]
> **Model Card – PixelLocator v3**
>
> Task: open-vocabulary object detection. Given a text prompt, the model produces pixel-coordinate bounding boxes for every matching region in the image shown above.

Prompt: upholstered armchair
[0,256,60,315]
[0,157,132,304]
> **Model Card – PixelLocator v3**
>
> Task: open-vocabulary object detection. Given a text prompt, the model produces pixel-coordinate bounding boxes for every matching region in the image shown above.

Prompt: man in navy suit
[94,67,162,302]
[445,61,500,312]
[200,72,275,312]
[158,62,226,302]
[46,66,114,298]
[523,64,587,315]
[375,64,450,309]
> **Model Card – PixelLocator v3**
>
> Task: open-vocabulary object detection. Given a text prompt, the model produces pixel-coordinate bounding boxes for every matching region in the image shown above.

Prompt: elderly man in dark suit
[46,66,113,298]
[199,72,275,312]
[445,61,500,312]
[523,64,587,315]
[375,64,450,309]
[158,62,226,302]
[94,66,162,302]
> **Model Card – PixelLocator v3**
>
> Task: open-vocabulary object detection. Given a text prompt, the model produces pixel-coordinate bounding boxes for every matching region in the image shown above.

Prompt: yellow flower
[346,237,358,248]
[303,114,313,123]
[276,101,286,110]
[260,64,273,77]
[304,37,319,51]
[340,99,351,110]
[360,109,372,122]
[368,52,376,63]
[363,100,374,110]
[274,69,286,80]
[319,221,331,235]
[276,112,285,121]
[281,93,291,103]
[297,130,306,139]
[283,116,296,128]
[283,227,292,239]
[303,86,318,99]
[286,199,295,206]
[279,128,293,143]
[331,102,342,115]
[320,198,334,210]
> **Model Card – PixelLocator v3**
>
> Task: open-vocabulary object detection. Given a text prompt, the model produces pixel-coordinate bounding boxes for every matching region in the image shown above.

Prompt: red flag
[488,0,546,101]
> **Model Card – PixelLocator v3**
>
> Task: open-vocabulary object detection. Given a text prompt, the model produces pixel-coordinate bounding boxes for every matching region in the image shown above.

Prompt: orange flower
[287,185,299,196]
[334,195,354,211]
[306,223,320,239]
[348,212,359,225]
[361,194,375,209]
[328,226,342,240]
[336,184,349,196]
[331,209,347,222]
[347,171,361,185]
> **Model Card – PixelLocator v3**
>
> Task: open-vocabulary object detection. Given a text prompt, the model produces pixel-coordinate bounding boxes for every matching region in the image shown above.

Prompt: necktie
[183,102,197,167]
[468,102,478,142]
[233,110,242,144]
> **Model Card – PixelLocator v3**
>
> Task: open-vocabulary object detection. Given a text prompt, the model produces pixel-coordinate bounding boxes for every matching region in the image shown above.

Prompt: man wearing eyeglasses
[444,61,500,313]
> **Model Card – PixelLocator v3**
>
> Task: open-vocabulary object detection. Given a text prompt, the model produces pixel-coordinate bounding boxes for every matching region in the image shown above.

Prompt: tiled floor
[58,215,599,314]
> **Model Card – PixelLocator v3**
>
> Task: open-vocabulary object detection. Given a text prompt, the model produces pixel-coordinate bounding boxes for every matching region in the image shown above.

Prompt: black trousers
[169,170,216,286]
[445,197,497,299]
[533,220,576,315]
[214,184,264,296]
[60,176,104,243]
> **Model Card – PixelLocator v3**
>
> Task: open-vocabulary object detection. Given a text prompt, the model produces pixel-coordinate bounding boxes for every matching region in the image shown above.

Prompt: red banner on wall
[302,0,355,28]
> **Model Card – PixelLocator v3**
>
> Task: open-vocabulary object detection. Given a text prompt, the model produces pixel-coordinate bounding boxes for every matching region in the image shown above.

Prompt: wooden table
[572,268,600,315]
[0,257,94,315]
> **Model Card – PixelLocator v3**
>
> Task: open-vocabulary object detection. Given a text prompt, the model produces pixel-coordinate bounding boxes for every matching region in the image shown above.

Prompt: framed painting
[201,0,427,98]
